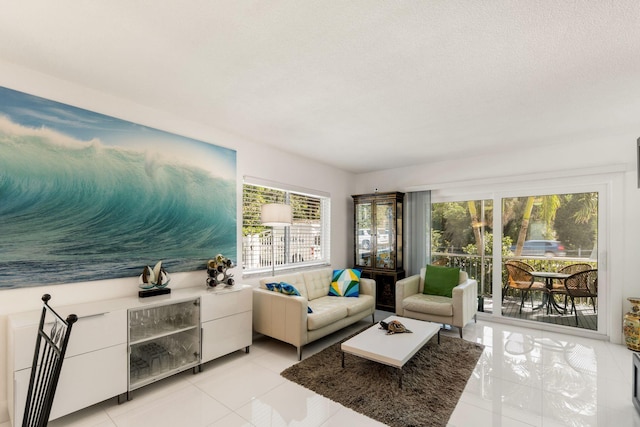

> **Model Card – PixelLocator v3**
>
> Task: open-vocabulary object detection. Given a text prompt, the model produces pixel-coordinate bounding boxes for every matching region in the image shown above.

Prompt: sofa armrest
[252,288,308,348]
[359,277,376,297]
[395,275,420,314]
[451,278,478,326]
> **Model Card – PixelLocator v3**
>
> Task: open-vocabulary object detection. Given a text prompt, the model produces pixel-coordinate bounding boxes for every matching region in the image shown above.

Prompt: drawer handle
[77,312,108,320]
[44,312,107,328]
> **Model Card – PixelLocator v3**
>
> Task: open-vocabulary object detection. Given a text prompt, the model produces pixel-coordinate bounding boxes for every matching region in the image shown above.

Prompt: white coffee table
[341,315,440,388]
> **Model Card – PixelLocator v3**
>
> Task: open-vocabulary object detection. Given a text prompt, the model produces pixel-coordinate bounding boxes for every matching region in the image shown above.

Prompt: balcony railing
[431,252,598,297]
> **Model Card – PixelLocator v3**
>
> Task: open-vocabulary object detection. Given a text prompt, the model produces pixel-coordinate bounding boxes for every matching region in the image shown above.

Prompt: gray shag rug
[281,331,484,427]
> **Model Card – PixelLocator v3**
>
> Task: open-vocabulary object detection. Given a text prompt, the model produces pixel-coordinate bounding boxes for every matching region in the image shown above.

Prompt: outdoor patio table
[531,271,570,314]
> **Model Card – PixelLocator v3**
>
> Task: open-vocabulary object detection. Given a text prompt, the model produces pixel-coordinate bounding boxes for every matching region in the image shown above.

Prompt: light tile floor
[3,311,639,427]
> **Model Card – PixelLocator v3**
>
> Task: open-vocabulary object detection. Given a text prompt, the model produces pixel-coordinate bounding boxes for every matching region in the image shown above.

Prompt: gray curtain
[405,190,431,276]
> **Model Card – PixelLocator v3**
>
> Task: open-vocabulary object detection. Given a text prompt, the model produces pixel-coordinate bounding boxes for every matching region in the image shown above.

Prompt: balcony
[432,252,598,330]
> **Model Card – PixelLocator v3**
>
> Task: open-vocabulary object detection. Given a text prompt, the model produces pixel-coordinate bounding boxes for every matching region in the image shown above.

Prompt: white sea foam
[0,114,101,149]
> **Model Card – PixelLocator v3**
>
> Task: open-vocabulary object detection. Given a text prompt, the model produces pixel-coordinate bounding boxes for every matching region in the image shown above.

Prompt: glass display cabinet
[127,298,200,396]
[352,191,405,311]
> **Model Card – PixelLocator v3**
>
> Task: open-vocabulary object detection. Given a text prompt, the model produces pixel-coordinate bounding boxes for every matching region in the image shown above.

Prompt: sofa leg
[474,314,477,323]
[297,346,302,361]
[371,313,375,324]
[459,327,463,339]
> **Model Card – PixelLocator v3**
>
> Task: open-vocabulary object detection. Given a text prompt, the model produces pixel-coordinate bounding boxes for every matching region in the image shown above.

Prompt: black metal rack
[22,294,77,427]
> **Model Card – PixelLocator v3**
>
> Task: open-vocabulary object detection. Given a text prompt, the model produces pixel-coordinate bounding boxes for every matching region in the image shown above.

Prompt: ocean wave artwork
[0,86,236,289]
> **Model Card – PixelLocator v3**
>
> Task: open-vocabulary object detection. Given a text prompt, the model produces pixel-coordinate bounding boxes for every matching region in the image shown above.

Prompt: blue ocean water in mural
[0,87,236,288]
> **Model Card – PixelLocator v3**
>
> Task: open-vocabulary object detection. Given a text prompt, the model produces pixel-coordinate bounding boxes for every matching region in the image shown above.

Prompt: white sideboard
[6,284,252,426]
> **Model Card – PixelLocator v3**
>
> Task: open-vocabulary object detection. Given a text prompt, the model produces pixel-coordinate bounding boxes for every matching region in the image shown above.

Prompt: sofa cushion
[403,293,454,317]
[329,269,361,297]
[327,294,375,316]
[424,265,460,298]
[306,296,348,330]
[302,269,333,301]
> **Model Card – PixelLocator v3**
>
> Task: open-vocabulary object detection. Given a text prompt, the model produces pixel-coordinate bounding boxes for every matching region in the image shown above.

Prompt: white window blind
[242,182,330,274]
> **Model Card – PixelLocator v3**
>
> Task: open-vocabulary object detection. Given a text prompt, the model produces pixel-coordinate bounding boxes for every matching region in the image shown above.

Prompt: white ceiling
[1,1,639,173]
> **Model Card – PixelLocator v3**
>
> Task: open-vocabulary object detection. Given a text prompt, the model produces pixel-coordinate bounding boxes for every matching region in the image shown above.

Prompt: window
[242,182,330,274]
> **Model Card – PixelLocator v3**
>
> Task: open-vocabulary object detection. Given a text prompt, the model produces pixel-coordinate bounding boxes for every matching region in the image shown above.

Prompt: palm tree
[467,201,483,255]
[539,195,561,239]
[512,195,561,255]
[513,197,534,256]
[573,193,598,258]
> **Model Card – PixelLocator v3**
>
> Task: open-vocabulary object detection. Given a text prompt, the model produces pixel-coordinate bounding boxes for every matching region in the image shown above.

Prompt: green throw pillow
[423,264,460,298]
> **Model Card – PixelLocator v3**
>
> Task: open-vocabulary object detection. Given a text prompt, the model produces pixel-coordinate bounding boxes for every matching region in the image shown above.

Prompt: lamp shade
[261,203,292,226]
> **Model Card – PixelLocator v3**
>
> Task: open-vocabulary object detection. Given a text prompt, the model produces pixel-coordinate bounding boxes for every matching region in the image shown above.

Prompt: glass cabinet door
[128,298,200,390]
[375,201,395,269]
[355,202,372,267]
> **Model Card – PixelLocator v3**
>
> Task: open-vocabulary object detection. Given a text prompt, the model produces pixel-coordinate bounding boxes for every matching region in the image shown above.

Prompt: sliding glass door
[431,187,603,334]
[500,192,598,330]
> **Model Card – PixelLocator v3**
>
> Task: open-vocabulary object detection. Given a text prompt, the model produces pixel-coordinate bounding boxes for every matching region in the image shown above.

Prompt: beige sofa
[395,268,477,338]
[253,268,376,359]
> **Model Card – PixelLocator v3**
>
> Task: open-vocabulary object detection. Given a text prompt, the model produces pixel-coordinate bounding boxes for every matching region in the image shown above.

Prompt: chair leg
[530,291,535,309]
[571,297,578,326]
[297,346,302,361]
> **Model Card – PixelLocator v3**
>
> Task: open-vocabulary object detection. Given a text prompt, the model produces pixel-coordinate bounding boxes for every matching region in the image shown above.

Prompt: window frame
[241,179,331,276]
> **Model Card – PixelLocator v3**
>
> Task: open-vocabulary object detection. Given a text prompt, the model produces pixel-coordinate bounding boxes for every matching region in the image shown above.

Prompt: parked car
[358,229,372,250]
[511,240,566,257]
[378,232,390,245]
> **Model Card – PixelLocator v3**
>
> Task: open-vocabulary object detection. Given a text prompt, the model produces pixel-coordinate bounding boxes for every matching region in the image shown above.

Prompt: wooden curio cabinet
[352,191,405,311]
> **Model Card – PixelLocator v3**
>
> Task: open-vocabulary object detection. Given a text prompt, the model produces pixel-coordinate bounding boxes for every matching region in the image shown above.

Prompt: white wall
[355,131,640,346]
[0,61,356,422]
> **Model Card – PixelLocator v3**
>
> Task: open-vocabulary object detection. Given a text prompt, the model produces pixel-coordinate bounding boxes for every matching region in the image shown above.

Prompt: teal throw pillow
[265,282,301,296]
[329,269,361,297]
[423,264,460,298]
[265,282,280,292]
[278,282,301,296]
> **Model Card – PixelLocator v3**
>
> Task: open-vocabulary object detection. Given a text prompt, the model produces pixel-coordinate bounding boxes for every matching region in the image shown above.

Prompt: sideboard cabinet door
[8,308,127,426]
[200,285,252,363]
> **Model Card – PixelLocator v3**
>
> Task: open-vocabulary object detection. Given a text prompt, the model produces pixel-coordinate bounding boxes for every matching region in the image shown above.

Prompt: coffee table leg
[399,368,403,389]
[341,351,345,368]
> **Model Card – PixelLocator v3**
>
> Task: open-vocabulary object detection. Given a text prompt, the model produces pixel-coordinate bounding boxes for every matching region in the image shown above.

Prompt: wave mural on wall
[0,86,236,289]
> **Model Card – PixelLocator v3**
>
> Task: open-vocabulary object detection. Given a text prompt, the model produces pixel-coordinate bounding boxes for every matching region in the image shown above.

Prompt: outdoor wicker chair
[563,269,598,325]
[502,260,534,301]
[554,263,593,309]
[505,263,547,313]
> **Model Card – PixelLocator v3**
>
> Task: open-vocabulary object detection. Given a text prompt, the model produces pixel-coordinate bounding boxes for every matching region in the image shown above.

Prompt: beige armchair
[395,268,477,338]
